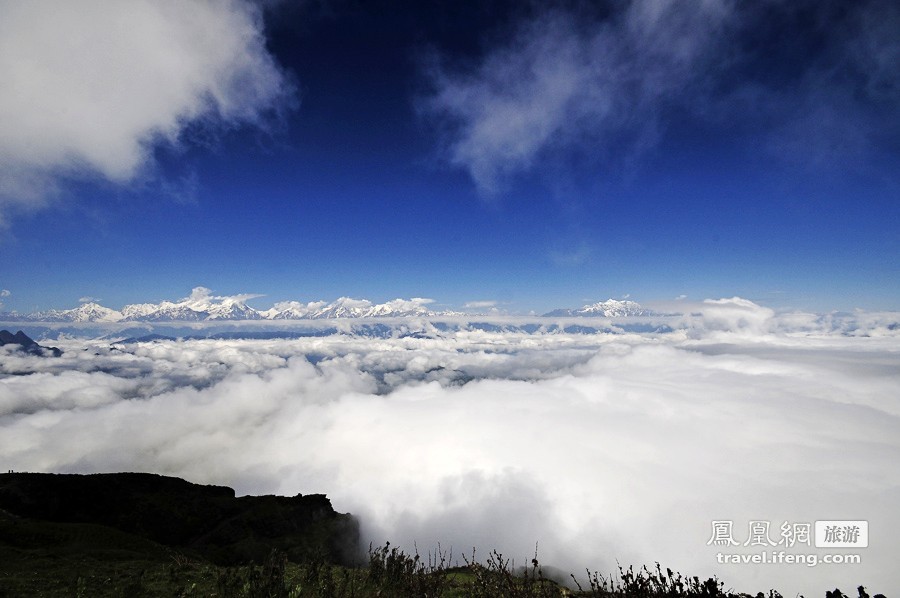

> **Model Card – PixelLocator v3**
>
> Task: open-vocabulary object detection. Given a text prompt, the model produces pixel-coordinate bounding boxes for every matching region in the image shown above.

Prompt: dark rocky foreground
[0,472,359,566]
[0,473,888,597]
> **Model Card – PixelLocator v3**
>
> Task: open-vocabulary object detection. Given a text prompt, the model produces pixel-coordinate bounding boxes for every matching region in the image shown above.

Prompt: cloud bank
[2,300,898,595]
[0,0,292,218]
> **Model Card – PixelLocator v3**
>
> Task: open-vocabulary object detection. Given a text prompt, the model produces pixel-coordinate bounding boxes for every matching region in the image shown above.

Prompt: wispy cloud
[0,0,294,221]
[548,242,592,266]
[183,286,264,306]
[421,0,900,195]
[463,300,497,309]
[759,0,900,173]
[421,0,735,194]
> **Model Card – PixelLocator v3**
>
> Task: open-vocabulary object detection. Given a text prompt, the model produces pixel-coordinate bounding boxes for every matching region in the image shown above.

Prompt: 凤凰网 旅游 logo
[707,520,868,548]
[707,520,867,568]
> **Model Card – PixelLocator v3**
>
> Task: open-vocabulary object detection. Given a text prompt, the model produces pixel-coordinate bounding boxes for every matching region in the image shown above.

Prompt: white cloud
[463,300,497,309]
[2,306,899,594]
[422,0,900,194]
[78,296,98,304]
[0,0,293,219]
[380,297,435,310]
[422,1,734,194]
[682,296,777,337]
[183,286,263,306]
[0,290,10,298]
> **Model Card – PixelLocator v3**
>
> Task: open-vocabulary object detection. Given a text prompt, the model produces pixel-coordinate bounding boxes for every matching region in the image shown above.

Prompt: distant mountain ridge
[0,287,652,322]
[1,287,467,323]
[542,299,650,317]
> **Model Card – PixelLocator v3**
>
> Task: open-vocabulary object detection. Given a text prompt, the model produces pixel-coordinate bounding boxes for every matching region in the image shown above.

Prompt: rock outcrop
[0,330,62,357]
[0,472,359,566]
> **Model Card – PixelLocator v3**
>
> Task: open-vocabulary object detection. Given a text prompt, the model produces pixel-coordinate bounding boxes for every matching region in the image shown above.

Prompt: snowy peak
[180,287,262,319]
[206,302,262,321]
[543,299,650,317]
[576,299,649,317]
[32,302,123,323]
[308,297,374,319]
[260,300,326,320]
[120,303,159,320]
[120,287,262,322]
[305,297,439,319]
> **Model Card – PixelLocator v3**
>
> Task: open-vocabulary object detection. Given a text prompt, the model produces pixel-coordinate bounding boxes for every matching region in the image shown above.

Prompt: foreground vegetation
[0,538,885,598]
[0,473,886,597]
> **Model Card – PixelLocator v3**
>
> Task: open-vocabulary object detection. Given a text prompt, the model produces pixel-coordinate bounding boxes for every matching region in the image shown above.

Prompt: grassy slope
[0,475,884,598]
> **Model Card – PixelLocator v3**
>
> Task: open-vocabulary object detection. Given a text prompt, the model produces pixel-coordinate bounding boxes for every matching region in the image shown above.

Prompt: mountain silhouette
[0,330,62,357]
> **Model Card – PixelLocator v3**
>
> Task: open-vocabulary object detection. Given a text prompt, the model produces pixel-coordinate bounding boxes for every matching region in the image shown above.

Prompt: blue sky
[0,0,898,314]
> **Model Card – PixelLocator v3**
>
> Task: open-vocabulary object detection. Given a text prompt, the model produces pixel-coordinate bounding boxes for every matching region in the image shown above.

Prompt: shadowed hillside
[0,472,359,567]
[0,473,888,597]
[0,330,61,357]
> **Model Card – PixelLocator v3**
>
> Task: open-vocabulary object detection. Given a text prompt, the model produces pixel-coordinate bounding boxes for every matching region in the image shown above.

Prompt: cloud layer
[2,300,898,595]
[0,0,292,218]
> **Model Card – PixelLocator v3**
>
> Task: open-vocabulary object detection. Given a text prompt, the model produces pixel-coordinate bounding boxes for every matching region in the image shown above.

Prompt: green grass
[0,516,885,597]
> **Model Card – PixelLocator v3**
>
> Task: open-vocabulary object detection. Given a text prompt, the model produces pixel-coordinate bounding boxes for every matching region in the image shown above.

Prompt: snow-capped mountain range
[542,299,650,317]
[1,288,651,322]
[5,288,463,323]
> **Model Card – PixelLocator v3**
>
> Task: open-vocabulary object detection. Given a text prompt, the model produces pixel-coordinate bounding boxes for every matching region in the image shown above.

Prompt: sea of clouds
[2,298,898,595]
